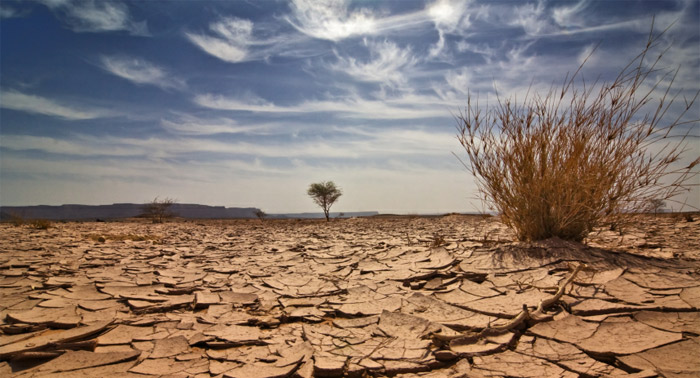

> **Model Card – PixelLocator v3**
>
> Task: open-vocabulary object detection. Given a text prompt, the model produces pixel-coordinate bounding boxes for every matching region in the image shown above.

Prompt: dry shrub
[29,219,52,230]
[430,233,446,248]
[141,197,176,223]
[456,25,698,242]
[9,213,25,227]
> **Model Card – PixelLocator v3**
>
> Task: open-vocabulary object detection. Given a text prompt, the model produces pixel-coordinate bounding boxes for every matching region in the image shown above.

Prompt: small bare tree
[142,197,176,223]
[307,181,342,222]
[255,209,267,221]
[648,199,666,216]
[456,24,698,242]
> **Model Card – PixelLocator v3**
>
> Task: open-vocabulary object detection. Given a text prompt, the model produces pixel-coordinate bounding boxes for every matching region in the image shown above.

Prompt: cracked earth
[0,214,698,377]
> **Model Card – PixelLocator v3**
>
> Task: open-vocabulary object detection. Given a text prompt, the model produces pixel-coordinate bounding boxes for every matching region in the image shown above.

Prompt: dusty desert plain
[0,214,699,378]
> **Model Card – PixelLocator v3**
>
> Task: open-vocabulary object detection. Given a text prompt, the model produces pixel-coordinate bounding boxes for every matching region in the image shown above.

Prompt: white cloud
[99,55,185,90]
[186,34,247,63]
[185,0,469,64]
[286,0,377,41]
[426,0,473,58]
[516,0,689,40]
[552,0,589,29]
[577,43,598,66]
[160,114,271,136]
[0,134,139,157]
[2,123,457,163]
[437,37,567,102]
[444,68,473,95]
[37,0,71,8]
[185,17,254,63]
[340,126,456,156]
[193,94,277,112]
[209,17,253,42]
[509,2,553,36]
[0,90,103,120]
[193,92,453,120]
[428,0,471,33]
[455,41,497,63]
[39,0,148,35]
[0,5,21,18]
[331,39,417,87]
[285,0,475,45]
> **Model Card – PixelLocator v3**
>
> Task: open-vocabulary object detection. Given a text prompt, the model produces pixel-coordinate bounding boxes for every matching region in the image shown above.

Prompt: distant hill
[0,203,260,220]
[0,204,381,221]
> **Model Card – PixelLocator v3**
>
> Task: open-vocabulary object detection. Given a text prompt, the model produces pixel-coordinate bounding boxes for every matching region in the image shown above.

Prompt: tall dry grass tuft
[456,24,698,242]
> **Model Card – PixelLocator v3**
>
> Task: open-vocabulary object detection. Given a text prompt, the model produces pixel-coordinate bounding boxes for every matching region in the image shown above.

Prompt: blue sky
[1,0,698,213]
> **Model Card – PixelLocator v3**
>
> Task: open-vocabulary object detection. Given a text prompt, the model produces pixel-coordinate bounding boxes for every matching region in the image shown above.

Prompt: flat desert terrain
[0,214,699,377]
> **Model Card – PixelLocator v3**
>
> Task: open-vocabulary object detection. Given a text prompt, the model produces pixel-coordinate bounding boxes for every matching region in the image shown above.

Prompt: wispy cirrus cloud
[428,0,471,32]
[38,0,148,35]
[552,0,590,29]
[286,0,377,41]
[443,68,473,96]
[0,134,138,157]
[184,0,474,65]
[185,17,254,63]
[0,90,104,120]
[507,1,554,36]
[99,55,185,90]
[427,0,473,57]
[160,114,271,136]
[1,124,456,162]
[331,39,417,87]
[285,0,471,46]
[0,4,25,18]
[193,92,452,120]
[437,40,572,102]
[472,0,689,41]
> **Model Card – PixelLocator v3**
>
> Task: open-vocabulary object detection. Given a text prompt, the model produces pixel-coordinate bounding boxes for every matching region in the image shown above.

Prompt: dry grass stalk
[456,24,698,242]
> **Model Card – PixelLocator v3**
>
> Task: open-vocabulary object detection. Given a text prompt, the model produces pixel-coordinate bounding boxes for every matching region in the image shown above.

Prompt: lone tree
[142,197,176,223]
[648,199,666,216]
[307,181,342,222]
[456,24,698,242]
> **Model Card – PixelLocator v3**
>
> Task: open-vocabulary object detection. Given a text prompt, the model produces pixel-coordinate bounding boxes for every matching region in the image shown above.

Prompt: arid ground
[0,214,698,377]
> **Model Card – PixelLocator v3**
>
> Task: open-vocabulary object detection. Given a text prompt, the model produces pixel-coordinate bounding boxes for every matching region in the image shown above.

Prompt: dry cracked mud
[1,214,699,377]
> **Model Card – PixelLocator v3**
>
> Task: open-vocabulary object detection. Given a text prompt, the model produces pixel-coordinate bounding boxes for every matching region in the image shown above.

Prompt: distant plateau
[0,203,378,220]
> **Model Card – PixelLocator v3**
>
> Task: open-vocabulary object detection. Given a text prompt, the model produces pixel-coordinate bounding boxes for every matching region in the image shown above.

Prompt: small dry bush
[456,25,698,242]
[430,233,446,248]
[141,197,176,223]
[9,213,25,227]
[29,219,52,230]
